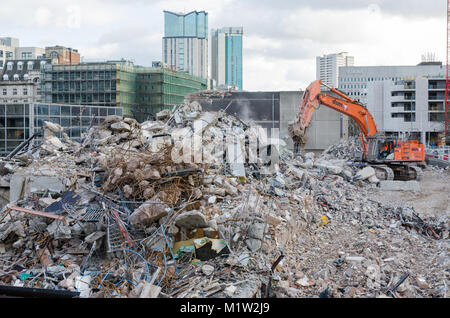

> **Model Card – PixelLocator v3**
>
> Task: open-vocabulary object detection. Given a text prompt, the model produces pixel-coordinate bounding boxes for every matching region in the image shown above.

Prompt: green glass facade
[164,10,208,38]
[41,61,207,122]
[136,67,207,119]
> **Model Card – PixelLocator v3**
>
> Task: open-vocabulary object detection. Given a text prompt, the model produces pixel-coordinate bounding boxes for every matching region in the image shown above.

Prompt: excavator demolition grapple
[288,80,425,181]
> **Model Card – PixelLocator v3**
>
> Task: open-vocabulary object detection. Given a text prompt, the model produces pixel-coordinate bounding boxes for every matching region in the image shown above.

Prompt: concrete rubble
[0,101,448,299]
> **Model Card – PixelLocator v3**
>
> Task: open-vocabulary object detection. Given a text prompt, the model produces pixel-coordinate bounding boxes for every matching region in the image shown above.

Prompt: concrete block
[175,210,208,230]
[378,180,420,191]
[355,167,375,180]
[10,174,66,202]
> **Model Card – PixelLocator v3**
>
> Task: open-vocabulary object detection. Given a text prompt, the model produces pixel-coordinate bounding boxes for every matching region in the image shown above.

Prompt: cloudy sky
[0,0,446,91]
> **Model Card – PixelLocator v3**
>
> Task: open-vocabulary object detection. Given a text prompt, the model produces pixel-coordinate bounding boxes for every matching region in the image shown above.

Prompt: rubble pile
[0,102,447,298]
[320,136,363,160]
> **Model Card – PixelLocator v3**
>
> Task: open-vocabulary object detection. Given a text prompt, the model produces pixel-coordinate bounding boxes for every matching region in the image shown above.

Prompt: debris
[201,264,214,276]
[0,101,446,299]
[175,210,209,230]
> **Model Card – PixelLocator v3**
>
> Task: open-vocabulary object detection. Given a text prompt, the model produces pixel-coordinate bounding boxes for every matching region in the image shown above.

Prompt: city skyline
[0,0,446,91]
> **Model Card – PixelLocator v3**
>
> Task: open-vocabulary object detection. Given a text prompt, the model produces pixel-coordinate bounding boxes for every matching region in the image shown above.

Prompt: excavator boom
[289,80,379,153]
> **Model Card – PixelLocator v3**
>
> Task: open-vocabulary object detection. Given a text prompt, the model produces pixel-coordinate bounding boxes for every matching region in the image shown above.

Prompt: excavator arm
[288,80,378,154]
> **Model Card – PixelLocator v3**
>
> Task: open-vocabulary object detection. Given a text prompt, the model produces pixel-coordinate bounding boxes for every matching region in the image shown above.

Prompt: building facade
[316,52,354,88]
[367,77,446,146]
[211,27,243,90]
[41,60,207,121]
[1,59,51,104]
[0,37,19,69]
[0,102,122,153]
[338,62,445,105]
[41,60,136,116]
[45,46,80,65]
[15,47,45,60]
[162,10,208,79]
[135,65,207,119]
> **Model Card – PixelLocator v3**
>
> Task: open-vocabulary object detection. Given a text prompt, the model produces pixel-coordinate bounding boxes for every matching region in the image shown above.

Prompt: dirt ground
[369,167,450,219]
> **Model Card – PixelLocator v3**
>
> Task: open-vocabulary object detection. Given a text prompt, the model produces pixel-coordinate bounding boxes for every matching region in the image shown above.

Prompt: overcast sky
[0,0,446,91]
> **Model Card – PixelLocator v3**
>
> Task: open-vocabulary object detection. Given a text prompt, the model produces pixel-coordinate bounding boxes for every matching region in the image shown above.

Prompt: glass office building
[211,27,243,90]
[0,102,121,153]
[163,11,208,79]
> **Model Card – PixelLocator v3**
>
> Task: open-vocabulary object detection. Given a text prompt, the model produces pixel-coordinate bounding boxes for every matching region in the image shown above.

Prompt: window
[2,89,6,96]
[23,88,28,95]
[13,88,17,95]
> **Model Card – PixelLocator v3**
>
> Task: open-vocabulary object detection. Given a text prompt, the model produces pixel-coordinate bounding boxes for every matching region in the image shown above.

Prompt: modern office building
[41,60,207,121]
[316,52,354,88]
[367,77,446,146]
[41,60,139,117]
[338,62,445,105]
[0,102,122,153]
[135,64,207,119]
[162,10,208,79]
[211,27,243,90]
[45,46,80,65]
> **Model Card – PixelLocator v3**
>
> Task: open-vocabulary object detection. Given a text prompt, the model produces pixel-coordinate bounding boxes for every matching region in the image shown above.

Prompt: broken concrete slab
[10,174,66,202]
[354,167,376,181]
[175,210,208,230]
[129,202,170,227]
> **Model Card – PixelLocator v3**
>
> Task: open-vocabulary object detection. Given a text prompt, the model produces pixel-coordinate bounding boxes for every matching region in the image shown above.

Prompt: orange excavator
[288,80,425,181]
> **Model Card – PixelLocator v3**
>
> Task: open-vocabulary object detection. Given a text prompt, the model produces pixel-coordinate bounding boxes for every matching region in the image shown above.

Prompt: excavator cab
[379,140,395,160]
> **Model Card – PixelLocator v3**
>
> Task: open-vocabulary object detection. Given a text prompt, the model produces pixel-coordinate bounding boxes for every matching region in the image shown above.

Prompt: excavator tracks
[372,164,422,181]
[383,164,423,181]
[373,165,394,181]
[408,165,423,181]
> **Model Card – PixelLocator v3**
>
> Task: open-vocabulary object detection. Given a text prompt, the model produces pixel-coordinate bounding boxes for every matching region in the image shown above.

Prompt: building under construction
[40,60,207,122]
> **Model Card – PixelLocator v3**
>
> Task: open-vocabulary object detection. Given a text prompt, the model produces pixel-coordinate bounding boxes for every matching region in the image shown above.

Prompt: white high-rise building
[316,52,354,88]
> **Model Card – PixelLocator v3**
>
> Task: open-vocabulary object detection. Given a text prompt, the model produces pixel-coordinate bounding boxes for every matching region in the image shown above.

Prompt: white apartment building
[338,62,445,106]
[367,77,446,146]
[316,52,354,88]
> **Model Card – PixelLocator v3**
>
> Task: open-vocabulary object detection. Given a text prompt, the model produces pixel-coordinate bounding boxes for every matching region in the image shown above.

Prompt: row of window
[340,84,367,89]
[33,104,122,117]
[50,93,117,104]
[48,80,117,91]
[2,88,28,96]
[0,50,14,58]
[340,76,403,83]
[5,60,46,71]
[49,71,116,80]
[343,91,367,97]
